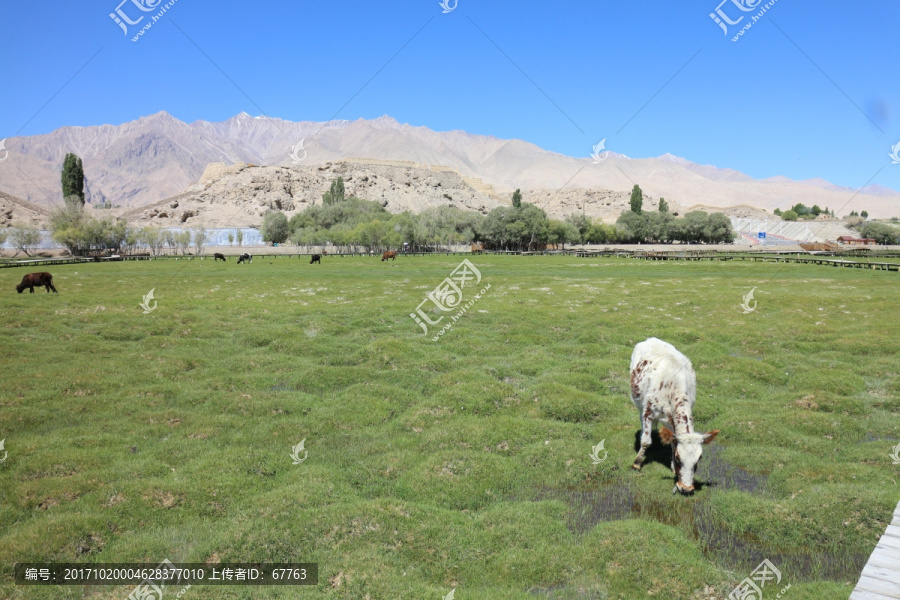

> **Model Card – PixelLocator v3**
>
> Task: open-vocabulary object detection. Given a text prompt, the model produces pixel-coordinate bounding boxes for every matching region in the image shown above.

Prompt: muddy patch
[700,444,766,494]
[528,584,607,599]
[518,446,865,582]
[691,502,866,582]
[861,433,899,443]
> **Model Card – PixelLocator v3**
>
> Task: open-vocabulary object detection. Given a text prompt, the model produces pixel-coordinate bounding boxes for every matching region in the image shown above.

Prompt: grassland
[1,254,898,600]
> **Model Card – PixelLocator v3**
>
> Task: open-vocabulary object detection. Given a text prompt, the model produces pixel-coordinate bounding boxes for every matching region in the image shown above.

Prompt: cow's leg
[29,285,35,293]
[632,408,654,471]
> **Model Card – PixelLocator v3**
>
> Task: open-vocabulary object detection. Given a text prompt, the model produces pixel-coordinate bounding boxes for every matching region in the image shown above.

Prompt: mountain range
[1,111,898,220]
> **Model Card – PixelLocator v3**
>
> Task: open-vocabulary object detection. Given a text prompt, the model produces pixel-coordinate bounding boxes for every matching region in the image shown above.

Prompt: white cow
[630,337,719,495]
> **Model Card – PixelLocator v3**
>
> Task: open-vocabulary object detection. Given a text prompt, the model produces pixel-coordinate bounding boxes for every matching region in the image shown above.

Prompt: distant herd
[11,249,408,295]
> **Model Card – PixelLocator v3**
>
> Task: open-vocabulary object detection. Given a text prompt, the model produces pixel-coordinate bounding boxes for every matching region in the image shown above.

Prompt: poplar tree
[630,184,643,214]
[61,153,85,205]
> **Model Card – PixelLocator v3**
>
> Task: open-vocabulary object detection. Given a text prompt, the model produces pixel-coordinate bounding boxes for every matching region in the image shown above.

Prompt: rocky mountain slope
[0,190,50,228]
[2,112,898,218]
[119,157,690,227]
[120,160,506,227]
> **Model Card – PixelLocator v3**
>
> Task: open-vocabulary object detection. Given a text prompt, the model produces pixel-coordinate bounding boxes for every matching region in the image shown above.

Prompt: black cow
[310,254,321,264]
[17,272,58,294]
[236,253,252,264]
[213,253,226,262]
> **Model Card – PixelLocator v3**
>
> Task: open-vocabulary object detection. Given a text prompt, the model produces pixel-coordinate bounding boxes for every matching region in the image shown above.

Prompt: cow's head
[16,282,25,293]
[660,427,719,495]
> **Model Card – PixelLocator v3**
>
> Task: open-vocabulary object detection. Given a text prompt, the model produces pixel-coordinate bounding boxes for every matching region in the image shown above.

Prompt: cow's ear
[702,430,720,445]
[659,427,675,446]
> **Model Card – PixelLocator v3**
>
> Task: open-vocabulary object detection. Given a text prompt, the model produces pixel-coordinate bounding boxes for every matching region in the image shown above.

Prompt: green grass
[1,255,898,599]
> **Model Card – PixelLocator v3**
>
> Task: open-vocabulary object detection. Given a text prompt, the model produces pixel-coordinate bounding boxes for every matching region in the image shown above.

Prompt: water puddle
[527,584,606,599]
[518,441,865,581]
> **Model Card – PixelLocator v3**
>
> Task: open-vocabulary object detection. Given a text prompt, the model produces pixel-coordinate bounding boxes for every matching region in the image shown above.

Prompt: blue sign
[758,232,767,239]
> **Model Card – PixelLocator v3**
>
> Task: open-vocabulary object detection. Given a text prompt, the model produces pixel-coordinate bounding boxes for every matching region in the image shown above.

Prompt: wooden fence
[2,249,899,272]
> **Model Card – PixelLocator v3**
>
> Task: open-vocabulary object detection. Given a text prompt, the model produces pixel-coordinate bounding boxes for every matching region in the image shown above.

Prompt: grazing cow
[236,253,252,264]
[213,253,226,262]
[630,337,719,495]
[310,254,321,264]
[381,251,397,262]
[16,272,58,294]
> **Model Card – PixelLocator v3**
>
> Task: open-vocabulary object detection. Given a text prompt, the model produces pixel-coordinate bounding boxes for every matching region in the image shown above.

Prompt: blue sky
[2,0,899,193]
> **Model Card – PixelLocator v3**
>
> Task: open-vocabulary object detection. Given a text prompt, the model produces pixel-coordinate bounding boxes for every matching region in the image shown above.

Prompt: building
[836,236,877,245]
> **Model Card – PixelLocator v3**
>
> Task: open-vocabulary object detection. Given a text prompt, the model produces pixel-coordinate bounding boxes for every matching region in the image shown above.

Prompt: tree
[105,218,130,252]
[61,153,85,205]
[584,221,618,244]
[773,208,782,216]
[332,177,345,204]
[704,213,735,243]
[791,203,810,217]
[175,231,192,255]
[194,225,209,255]
[261,211,289,243]
[120,226,141,254]
[164,230,177,254]
[811,205,822,216]
[0,228,7,247]
[477,204,550,251]
[518,204,550,250]
[616,211,650,243]
[291,227,326,252]
[859,222,899,245]
[49,199,86,251]
[323,177,345,205]
[512,188,522,209]
[547,219,580,249]
[236,229,243,247]
[646,211,674,243]
[782,210,799,221]
[845,216,865,229]
[142,227,166,256]
[861,210,868,219]
[680,211,709,243]
[630,185,643,214]
[49,202,130,255]
[564,213,590,242]
[227,231,234,246]
[9,224,42,256]
[658,198,669,213]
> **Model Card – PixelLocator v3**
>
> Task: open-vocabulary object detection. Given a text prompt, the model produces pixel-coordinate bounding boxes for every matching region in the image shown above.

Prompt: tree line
[258,182,736,251]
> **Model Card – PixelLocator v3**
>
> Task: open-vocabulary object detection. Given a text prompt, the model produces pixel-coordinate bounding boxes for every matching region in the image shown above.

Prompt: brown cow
[213,253,226,262]
[381,251,397,262]
[17,272,58,294]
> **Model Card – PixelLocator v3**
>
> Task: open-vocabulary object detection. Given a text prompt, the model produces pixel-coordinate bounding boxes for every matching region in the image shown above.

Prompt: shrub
[260,211,289,243]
